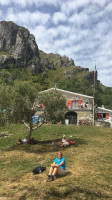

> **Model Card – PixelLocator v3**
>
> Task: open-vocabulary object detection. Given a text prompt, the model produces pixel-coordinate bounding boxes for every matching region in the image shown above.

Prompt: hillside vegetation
[0,124,112,200]
[0,50,112,110]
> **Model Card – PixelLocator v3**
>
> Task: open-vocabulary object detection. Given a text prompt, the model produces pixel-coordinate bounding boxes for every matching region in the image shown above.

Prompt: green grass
[0,124,112,200]
[0,51,11,55]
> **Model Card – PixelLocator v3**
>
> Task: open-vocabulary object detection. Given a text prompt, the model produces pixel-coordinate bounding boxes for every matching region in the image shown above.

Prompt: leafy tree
[0,84,67,142]
[0,85,11,125]
[0,82,44,143]
[40,91,67,123]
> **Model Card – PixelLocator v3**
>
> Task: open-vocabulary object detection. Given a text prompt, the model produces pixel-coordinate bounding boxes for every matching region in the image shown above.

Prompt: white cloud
[30,25,71,53]
[52,12,67,25]
[91,0,107,7]
[0,0,11,6]
[69,12,88,28]
[61,0,107,15]
[105,2,112,11]
[61,0,89,15]
[98,68,112,86]
[95,21,110,37]
[5,8,51,27]
[0,10,2,17]
[0,0,60,7]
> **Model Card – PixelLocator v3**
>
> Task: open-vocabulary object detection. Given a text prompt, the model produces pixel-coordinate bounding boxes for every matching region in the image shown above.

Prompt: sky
[0,0,112,87]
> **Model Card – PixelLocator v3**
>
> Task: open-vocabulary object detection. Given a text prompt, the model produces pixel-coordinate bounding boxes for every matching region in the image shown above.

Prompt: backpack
[33,166,46,175]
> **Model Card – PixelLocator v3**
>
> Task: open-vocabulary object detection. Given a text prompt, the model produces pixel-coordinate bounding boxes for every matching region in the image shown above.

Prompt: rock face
[0,21,41,72]
[55,55,75,68]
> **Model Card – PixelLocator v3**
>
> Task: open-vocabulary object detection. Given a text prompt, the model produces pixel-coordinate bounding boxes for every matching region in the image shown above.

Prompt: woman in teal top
[46,152,65,182]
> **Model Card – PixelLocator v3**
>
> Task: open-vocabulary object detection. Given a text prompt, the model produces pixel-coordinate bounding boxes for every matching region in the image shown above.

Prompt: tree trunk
[27,122,33,144]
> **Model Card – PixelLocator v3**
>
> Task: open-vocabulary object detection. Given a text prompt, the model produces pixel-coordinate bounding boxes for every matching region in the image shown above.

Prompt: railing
[69,108,93,111]
[36,106,93,111]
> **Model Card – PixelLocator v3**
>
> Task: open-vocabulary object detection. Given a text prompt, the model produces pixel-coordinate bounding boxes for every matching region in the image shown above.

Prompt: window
[97,113,109,119]
[71,101,78,108]
[67,100,83,109]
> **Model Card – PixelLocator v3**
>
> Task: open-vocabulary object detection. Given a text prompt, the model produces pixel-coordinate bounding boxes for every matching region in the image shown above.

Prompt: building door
[65,112,77,124]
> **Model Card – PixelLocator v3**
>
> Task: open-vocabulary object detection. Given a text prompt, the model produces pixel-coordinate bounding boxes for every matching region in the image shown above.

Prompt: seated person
[61,135,69,147]
[46,152,65,182]
[81,103,83,108]
[56,135,68,146]
[57,135,75,147]
[30,137,37,145]
[62,135,67,143]
[22,138,27,144]
[61,135,75,146]
[17,138,23,145]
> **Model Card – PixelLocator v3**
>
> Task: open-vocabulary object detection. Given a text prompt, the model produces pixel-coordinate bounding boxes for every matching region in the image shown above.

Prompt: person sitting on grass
[22,138,28,144]
[46,152,65,182]
[61,135,69,147]
[30,137,37,145]
[61,135,75,147]
[56,135,69,146]
[17,138,23,145]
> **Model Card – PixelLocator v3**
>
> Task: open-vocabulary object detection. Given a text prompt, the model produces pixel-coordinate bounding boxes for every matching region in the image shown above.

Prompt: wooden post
[93,61,96,126]
[93,97,94,126]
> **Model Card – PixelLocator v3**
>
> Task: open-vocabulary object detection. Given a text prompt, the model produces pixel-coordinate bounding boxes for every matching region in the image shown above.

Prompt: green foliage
[0,51,10,55]
[0,82,39,141]
[9,82,38,123]
[0,85,11,125]
[41,91,67,123]
[0,69,32,85]
[0,54,112,110]
[101,87,112,109]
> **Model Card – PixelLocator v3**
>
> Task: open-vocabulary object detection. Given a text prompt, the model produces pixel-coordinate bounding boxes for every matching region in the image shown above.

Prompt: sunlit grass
[0,124,112,199]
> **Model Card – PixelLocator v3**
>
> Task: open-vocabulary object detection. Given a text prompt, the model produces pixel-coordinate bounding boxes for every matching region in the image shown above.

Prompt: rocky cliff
[0,21,41,72]
[0,21,97,86]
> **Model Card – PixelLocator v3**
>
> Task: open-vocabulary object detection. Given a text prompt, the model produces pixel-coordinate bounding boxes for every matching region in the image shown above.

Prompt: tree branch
[22,120,30,129]
[32,121,44,130]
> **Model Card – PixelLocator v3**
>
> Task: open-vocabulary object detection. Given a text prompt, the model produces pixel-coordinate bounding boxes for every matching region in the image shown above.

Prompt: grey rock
[0,21,40,71]
[0,55,16,68]
[41,58,55,70]
[55,55,75,68]
[65,66,89,76]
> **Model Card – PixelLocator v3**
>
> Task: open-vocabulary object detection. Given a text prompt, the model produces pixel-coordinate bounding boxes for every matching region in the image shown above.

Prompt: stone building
[39,88,94,125]
[95,106,112,127]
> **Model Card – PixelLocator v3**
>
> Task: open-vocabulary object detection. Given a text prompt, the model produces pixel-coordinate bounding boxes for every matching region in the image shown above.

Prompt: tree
[40,90,67,124]
[0,84,67,142]
[0,82,44,143]
[0,84,11,125]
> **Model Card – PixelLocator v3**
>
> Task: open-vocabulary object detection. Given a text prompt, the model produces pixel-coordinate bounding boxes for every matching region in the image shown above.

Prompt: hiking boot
[46,175,54,182]
[46,175,51,182]
[49,175,54,181]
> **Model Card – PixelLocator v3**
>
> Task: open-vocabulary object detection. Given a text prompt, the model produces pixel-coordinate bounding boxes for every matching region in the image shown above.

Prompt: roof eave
[39,88,94,99]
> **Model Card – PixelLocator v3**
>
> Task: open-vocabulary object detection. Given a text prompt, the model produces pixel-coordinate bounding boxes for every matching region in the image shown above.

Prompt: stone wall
[61,91,93,110]
[76,110,93,125]
[95,120,110,128]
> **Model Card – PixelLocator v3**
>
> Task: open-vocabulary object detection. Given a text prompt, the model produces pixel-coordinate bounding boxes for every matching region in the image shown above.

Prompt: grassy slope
[0,124,112,200]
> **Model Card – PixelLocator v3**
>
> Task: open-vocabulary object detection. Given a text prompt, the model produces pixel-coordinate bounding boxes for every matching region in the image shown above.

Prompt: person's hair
[57,152,63,157]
